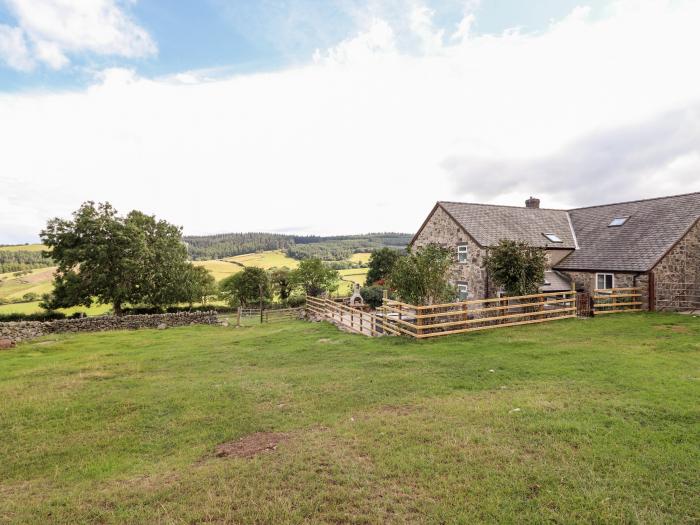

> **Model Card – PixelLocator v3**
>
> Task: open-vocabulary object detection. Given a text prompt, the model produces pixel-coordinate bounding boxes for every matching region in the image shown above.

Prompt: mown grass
[1,314,698,524]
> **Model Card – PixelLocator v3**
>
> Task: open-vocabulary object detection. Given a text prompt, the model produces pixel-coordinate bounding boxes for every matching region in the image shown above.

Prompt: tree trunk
[114,302,123,316]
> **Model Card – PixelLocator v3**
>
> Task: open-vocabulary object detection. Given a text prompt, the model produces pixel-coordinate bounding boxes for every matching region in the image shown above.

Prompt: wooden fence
[591,287,643,315]
[381,291,577,339]
[233,306,303,326]
[306,296,380,337]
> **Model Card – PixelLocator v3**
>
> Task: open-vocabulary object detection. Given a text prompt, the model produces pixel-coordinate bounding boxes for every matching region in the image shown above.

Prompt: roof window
[543,233,563,243]
[608,217,629,227]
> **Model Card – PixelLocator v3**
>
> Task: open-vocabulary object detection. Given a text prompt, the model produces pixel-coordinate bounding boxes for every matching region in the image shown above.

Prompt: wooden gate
[576,292,592,317]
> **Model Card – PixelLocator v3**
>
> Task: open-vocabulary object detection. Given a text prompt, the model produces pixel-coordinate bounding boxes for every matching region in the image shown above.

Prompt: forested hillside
[183,232,410,260]
[0,250,52,273]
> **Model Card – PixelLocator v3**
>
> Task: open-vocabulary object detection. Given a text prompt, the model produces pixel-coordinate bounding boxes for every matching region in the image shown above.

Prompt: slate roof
[555,192,700,272]
[435,201,577,249]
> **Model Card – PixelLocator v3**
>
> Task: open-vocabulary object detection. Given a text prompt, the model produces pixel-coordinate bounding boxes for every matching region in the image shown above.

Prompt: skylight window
[608,217,629,227]
[543,233,563,243]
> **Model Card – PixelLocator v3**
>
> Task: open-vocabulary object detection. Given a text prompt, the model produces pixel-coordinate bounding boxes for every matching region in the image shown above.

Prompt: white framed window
[596,273,614,290]
[608,217,629,227]
[457,244,468,263]
[543,233,563,243]
[457,283,469,301]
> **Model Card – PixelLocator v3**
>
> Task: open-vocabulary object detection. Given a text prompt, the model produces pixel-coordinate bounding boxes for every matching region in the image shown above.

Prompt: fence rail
[306,296,380,337]
[381,290,576,339]
[591,287,643,315]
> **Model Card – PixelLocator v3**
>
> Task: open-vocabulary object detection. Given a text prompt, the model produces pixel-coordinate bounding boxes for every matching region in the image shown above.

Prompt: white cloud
[0,24,33,71]
[0,0,155,70]
[1,0,700,242]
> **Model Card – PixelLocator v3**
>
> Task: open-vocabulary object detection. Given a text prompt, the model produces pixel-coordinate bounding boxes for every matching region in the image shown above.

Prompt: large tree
[484,240,547,296]
[365,247,401,286]
[289,258,339,297]
[219,267,271,308]
[40,201,212,314]
[388,244,454,305]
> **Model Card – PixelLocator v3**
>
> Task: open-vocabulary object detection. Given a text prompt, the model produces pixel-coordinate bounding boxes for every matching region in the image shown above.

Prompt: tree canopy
[289,258,339,297]
[388,244,454,305]
[365,247,401,285]
[484,240,547,296]
[219,267,271,308]
[40,202,213,314]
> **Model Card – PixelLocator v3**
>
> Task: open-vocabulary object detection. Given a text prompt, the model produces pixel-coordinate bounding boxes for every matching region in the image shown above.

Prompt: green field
[0,267,56,300]
[338,267,369,295]
[0,244,46,252]
[0,249,369,314]
[226,250,299,270]
[349,252,372,264]
[192,259,242,281]
[1,313,698,523]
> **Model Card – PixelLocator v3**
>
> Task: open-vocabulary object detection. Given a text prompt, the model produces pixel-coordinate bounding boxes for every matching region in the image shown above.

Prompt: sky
[1,0,699,243]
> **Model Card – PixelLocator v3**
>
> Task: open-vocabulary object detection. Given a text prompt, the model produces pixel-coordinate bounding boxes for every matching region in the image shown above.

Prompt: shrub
[388,244,454,305]
[360,286,385,309]
[0,311,67,322]
[484,240,547,296]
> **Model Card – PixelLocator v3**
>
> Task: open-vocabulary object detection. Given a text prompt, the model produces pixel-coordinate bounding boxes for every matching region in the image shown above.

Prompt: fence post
[382,289,388,335]
[237,306,242,327]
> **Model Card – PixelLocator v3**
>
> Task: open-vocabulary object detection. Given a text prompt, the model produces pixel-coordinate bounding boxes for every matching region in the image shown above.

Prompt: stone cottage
[410,192,700,311]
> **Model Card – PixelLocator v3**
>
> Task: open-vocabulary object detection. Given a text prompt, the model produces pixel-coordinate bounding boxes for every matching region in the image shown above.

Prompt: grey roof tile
[438,201,577,249]
[555,192,700,272]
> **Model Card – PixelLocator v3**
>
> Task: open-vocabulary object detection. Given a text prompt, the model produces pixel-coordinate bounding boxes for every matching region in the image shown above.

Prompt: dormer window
[543,233,562,243]
[608,217,629,227]
[457,244,468,263]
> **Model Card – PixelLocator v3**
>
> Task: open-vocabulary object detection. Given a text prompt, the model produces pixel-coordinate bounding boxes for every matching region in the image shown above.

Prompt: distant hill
[182,232,411,261]
[0,245,52,273]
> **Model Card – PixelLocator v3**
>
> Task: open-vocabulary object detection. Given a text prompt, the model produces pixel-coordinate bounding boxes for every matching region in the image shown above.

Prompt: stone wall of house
[0,311,221,345]
[652,219,700,310]
[412,206,488,299]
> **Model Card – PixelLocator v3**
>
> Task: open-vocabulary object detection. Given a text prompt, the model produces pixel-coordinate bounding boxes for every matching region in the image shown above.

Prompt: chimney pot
[525,196,540,209]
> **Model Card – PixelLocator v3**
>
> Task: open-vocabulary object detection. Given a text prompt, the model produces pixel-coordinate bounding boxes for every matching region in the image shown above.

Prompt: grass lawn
[1,314,698,523]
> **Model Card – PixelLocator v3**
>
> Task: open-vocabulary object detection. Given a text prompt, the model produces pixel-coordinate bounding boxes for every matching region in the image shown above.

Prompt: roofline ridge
[567,191,700,211]
[437,200,568,212]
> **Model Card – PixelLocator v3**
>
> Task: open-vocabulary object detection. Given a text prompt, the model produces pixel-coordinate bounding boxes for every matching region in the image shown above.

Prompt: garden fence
[591,288,643,315]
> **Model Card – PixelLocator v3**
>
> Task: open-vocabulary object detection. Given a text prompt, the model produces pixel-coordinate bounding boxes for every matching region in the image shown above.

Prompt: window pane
[597,274,604,289]
[606,274,613,289]
[458,285,468,300]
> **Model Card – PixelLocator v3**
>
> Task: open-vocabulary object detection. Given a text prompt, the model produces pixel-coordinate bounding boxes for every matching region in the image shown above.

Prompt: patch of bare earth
[215,432,289,458]
[656,325,690,334]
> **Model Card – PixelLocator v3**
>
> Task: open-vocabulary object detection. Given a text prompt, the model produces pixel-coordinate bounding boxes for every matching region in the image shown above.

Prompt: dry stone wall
[0,311,220,344]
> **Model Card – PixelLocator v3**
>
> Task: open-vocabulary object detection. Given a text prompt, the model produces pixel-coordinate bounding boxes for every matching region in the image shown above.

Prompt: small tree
[219,267,271,308]
[484,240,547,296]
[179,265,217,307]
[269,267,293,302]
[365,248,400,286]
[388,244,453,305]
[289,258,339,297]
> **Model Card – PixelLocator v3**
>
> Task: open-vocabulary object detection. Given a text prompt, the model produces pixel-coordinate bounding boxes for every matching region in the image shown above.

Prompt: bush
[0,311,66,322]
[360,286,385,309]
[286,295,306,308]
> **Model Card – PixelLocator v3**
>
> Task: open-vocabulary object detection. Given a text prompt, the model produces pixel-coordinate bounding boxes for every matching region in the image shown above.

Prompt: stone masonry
[0,311,220,345]
[651,219,700,310]
[412,206,488,299]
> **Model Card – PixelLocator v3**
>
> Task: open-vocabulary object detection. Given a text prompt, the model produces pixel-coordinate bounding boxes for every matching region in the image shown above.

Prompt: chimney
[525,196,540,209]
